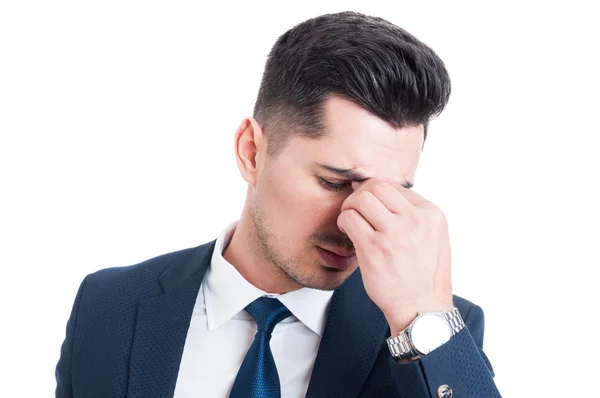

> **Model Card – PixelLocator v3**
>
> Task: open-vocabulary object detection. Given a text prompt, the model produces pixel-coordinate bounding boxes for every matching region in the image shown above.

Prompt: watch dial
[411,314,453,354]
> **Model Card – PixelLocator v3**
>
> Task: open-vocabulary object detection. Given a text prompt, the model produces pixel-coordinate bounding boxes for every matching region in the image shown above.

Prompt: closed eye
[318,177,351,192]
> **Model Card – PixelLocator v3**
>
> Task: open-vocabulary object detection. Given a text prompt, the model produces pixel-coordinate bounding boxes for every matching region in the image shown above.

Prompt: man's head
[233,12,450,292]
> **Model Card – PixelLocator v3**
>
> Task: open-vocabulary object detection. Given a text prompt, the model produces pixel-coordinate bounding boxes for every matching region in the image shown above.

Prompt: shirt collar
[204,221,333,337]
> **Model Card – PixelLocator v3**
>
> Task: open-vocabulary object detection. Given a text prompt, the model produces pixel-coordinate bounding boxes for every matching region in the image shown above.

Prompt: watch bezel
[408,312,454,355]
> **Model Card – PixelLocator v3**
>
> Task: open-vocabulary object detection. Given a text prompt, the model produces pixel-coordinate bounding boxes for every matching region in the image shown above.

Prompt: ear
[234,117,266,186]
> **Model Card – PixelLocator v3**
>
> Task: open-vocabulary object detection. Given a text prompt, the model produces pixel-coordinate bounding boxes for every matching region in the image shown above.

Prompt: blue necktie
[230,297,292,398]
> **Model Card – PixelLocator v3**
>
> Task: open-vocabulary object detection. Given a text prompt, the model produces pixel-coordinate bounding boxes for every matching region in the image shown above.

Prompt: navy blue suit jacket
[56,240,501,397]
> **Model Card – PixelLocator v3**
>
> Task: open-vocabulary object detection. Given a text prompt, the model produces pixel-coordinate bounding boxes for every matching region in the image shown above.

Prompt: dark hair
[253,11,451,157]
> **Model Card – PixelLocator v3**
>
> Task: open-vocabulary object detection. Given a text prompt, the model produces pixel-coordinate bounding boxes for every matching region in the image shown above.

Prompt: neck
[222,213,302,294]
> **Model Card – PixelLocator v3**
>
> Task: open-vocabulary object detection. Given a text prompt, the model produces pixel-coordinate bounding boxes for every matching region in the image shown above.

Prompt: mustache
[312,232,354,250]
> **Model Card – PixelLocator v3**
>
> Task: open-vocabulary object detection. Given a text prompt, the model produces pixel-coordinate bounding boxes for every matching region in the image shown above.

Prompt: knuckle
[404,211,421,228]
[371,181,387,194]
[429,206,447,225]
[339,209,353,222]
[357,190,374,204]
[344,208,360,222]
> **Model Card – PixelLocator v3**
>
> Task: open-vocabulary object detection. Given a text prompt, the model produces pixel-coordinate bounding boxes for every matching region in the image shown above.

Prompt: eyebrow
[314,162,414,189]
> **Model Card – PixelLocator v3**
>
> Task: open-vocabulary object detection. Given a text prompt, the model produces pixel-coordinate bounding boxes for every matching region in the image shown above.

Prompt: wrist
[386,307,464,361]
[386,301,454,337]
[387,315,417,337]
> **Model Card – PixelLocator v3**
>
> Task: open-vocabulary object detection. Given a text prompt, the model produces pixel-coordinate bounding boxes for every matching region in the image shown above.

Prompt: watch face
[410,313,453,355]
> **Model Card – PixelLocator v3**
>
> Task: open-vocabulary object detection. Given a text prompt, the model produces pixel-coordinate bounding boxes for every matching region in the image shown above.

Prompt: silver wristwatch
[386,307,465,360]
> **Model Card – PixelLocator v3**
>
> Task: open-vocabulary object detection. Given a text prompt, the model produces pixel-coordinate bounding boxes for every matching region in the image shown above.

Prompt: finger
[395,186,428,207]
[338,208,374,247]
[351,180,415,215]
[341,190,392,232]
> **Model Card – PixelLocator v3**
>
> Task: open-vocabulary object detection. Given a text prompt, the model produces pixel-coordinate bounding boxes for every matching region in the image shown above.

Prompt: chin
[295,265,356,291]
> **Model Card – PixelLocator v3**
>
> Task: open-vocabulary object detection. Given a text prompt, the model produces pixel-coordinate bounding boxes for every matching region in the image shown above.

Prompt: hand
[337,179,453,335]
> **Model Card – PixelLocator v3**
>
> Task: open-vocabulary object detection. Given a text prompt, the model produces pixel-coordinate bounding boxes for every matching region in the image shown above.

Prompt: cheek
[268,179,341,227]
[259,163,345,224]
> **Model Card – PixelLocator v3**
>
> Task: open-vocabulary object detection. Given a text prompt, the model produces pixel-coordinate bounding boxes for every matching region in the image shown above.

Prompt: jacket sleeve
[55,277,87,398]
[389,305,502,397]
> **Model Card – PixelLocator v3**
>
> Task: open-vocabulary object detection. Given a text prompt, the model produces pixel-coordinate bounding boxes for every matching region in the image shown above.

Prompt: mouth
[316,246,356,271]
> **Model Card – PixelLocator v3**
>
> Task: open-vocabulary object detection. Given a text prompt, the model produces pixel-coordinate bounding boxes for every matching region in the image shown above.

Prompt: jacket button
[437,384,453,398]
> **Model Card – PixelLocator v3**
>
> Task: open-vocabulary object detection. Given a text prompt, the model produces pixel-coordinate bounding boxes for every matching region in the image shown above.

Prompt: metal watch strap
[443,307,465,335]
[386,329,419,360]
[386,307,466,360]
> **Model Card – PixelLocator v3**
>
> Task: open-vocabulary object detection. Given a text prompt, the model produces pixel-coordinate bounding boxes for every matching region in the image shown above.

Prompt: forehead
[290,96,424,182]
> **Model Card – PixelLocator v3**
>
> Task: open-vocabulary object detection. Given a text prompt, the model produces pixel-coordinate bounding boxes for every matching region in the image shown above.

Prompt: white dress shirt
[173,221,334,398]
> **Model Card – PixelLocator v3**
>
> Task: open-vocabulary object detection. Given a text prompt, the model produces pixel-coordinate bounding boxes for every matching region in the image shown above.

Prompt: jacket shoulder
[82,247,197,302]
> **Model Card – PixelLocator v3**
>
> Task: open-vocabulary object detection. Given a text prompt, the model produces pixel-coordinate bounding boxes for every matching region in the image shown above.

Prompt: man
[56,11,501,398]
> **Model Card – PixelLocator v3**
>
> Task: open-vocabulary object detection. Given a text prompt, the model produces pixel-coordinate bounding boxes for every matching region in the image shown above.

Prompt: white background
[1,1,598,396]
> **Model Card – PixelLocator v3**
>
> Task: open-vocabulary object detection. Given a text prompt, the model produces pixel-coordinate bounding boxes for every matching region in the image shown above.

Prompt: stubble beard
[249,195,347,291]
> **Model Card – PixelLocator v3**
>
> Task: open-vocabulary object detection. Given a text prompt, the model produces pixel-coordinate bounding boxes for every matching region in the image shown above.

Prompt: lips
[316,246,356,271]
[318,246,355,257]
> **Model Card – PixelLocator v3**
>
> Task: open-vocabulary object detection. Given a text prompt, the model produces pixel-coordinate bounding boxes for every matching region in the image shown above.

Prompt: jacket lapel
[125,240,387,397]
[306,269,389,398]
[127,240,216,397]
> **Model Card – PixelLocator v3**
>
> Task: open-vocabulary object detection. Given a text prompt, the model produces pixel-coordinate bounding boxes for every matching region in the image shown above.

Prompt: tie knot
[245,297,291,333]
